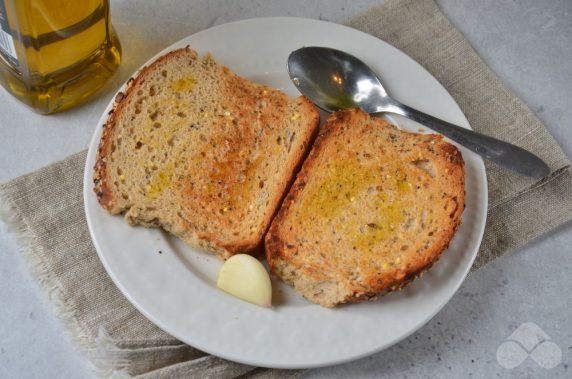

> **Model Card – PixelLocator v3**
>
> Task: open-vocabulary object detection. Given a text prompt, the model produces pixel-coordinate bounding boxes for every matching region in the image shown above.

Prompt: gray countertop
[0,1,570,378]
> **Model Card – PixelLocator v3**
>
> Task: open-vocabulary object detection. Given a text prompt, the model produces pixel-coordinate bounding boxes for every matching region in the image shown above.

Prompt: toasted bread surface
[94,47,319,259]
[265,109,465,307]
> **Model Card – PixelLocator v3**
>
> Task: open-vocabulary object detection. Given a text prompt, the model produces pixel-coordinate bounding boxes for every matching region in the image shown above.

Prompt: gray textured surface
[0,1,570,378]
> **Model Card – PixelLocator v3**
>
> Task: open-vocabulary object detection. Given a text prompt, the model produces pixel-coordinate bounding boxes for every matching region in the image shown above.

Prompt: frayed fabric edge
[0,188,131,378]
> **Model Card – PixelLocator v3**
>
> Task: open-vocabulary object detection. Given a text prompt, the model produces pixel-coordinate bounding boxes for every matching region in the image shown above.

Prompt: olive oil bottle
[0,0,121,114]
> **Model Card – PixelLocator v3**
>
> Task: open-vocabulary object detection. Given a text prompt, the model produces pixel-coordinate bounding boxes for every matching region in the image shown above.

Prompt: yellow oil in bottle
[0,0,121,114]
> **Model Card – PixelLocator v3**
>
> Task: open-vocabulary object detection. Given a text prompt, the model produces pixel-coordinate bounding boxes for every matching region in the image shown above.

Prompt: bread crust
[94,47,319,259]
[265,109,465,307]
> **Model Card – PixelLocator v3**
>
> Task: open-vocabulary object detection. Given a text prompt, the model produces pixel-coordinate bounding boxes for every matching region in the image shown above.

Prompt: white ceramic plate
[84,17,487,369]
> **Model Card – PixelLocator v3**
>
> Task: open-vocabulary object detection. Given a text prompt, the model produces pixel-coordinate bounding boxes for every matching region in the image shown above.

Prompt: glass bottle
[0,0,121,114]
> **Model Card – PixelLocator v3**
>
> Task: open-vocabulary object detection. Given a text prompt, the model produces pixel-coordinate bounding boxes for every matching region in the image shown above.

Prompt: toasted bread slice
[94,47,319,259]
[265,109,465,307]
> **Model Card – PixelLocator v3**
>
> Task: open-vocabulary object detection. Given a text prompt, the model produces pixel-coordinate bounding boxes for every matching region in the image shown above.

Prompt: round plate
[84,17,487,369]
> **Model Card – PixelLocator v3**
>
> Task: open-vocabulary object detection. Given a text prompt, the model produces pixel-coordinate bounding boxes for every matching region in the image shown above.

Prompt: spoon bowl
[288,47,550,178]
[288,47,387,114]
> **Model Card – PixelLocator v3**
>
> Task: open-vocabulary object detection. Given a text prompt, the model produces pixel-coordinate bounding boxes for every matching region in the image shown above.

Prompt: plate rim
[83,16,488,368]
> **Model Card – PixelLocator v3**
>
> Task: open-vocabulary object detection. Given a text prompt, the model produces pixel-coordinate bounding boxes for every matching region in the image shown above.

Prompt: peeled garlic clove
[216,254,272,307]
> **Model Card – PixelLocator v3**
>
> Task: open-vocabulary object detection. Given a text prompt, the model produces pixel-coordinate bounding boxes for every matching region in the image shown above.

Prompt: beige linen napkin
[1,0,570,377]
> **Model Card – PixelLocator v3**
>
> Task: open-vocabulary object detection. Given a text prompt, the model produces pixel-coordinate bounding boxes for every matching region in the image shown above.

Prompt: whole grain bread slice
[94,47,319,259]
[265,109,465,307]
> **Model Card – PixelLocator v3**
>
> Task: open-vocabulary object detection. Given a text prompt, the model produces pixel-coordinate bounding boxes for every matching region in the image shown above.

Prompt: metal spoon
[288,46,550,178]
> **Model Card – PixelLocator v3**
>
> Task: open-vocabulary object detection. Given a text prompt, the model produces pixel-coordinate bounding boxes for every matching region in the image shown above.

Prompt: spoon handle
[386,103,550,178]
